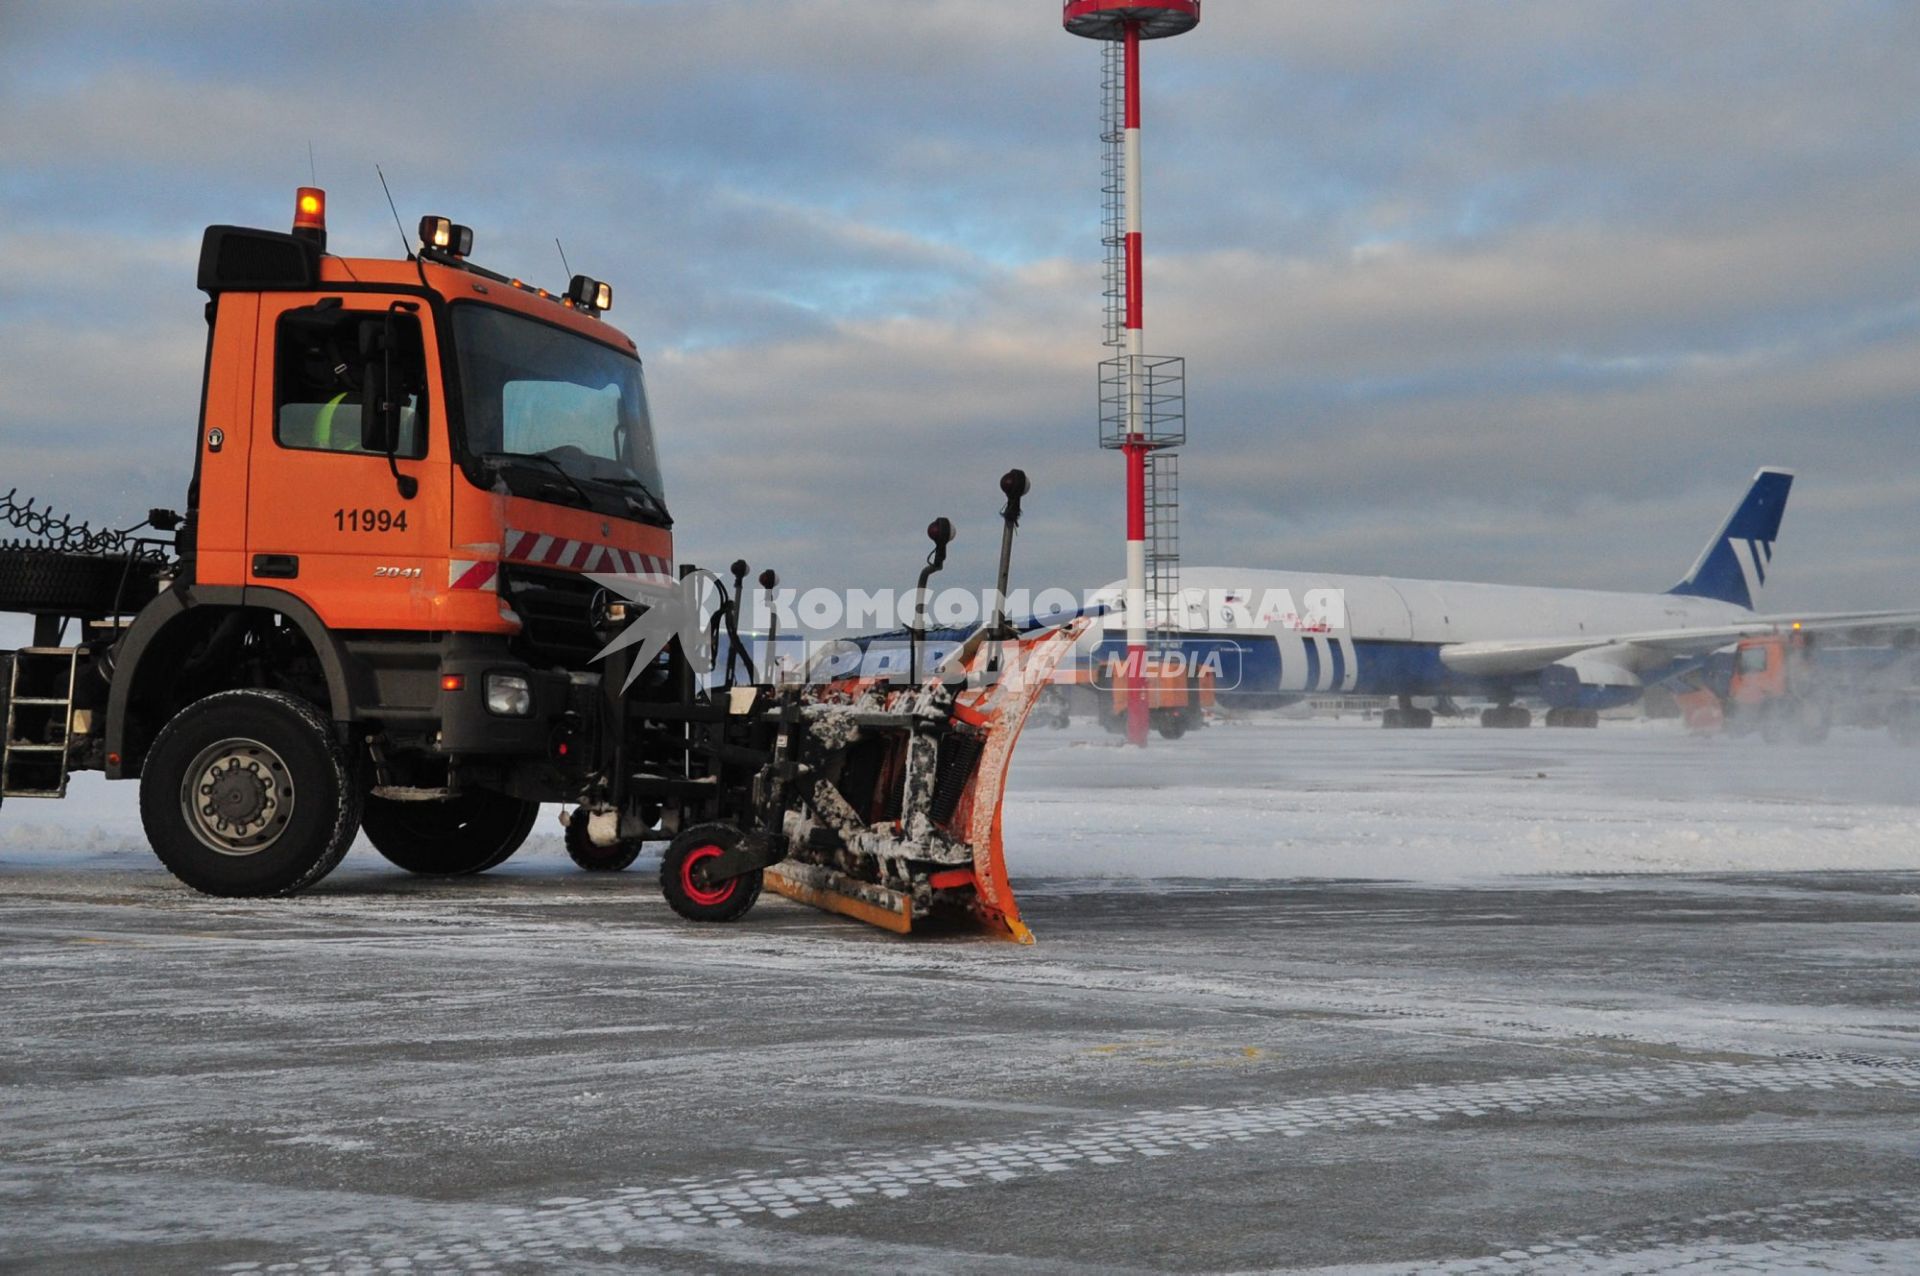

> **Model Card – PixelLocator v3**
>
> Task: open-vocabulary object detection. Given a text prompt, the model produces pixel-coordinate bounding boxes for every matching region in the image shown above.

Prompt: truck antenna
[375,164,413,261]
[555,238,572,278]
[307,140,317,186]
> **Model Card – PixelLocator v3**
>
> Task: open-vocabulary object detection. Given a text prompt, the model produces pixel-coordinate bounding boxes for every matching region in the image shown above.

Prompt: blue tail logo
[1667,468,1793,610]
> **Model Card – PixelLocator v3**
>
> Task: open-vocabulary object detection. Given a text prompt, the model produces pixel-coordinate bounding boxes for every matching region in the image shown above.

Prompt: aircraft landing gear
[1480,698,1532,729]
[1382,694,1433,729]
[1545,707,1600,728]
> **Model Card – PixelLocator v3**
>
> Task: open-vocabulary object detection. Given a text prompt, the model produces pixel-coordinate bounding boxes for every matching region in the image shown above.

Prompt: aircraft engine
[1539,648,1644,710]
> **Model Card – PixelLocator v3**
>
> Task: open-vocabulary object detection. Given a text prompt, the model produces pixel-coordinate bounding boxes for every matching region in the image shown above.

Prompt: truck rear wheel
[140,690,360,897]
[362,790,539,875]
[660,824,762,923]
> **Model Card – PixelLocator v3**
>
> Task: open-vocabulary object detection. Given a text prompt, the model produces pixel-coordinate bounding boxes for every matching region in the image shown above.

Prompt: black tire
[362,789,539,875]
[565,808,643,872]
[660,823,761,923]
[139,689,359,897]
[0,547,162,616]
[1154,711,1189,740]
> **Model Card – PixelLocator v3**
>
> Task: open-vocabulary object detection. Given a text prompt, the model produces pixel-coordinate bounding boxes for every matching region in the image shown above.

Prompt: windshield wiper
[597,473,672,523]
[481,451,592,509]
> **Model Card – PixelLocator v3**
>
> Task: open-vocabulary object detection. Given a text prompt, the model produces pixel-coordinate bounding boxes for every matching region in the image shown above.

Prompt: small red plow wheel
[660,824,762,923]
[680,845,734,905]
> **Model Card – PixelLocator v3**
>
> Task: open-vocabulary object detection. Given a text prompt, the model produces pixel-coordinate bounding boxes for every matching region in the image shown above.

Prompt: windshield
[452,304,666,504]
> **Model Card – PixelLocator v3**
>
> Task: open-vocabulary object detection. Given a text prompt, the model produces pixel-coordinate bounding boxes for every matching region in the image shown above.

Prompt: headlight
[485,673,532,717]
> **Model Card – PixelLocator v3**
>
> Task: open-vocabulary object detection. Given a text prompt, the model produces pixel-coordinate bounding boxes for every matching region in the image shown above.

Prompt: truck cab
[1723,632,1829,744]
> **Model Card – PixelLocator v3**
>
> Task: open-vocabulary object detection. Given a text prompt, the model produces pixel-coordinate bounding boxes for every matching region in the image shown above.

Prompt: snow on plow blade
[763,617,1088,943]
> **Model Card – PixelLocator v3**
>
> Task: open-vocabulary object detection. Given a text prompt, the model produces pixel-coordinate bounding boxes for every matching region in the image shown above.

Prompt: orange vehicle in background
[1102,651,1215,739]
[1721,633,1827,743]
[1673,633,1828,742]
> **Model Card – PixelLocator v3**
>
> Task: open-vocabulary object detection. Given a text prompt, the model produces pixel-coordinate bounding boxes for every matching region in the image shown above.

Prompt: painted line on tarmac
[265,1056,1920,1274]
[1293,1189,1920,1273]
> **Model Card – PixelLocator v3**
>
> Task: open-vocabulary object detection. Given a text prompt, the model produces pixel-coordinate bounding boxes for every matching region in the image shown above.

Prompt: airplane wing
[1439,610,1920,678]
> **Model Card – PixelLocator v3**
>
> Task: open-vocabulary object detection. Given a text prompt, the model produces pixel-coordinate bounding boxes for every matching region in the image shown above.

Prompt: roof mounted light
[292,186,327,251]
[418,215,473,258]
[567,274,612,314]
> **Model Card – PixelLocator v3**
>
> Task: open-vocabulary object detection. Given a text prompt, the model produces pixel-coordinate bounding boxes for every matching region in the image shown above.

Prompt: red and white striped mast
[1064,0,1199,745]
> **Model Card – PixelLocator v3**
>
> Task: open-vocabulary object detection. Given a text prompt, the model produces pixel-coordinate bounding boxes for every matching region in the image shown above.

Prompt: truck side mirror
[358,309,418,498]
[357,317,398,454]
[359,358,398,454]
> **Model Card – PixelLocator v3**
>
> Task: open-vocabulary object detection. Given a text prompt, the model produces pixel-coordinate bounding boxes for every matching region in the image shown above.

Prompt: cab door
[247,293,450,630]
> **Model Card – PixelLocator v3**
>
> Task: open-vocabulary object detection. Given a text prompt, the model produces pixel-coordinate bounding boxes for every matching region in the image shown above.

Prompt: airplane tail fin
[1667,468,1793,610]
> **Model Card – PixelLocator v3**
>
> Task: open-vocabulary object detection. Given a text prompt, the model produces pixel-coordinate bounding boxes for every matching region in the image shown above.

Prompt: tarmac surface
[4,855,1919,1273]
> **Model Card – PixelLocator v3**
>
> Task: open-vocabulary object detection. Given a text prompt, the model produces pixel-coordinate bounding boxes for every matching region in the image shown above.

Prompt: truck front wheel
[564,808,643,872]
[362,790,540,876]
[140,690,361,897]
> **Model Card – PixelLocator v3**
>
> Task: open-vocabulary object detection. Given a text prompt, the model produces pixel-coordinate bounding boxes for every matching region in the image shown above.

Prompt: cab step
[3,647,80,799]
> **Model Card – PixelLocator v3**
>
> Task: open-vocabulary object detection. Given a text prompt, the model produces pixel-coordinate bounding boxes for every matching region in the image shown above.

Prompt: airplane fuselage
[1093,566,1754,707]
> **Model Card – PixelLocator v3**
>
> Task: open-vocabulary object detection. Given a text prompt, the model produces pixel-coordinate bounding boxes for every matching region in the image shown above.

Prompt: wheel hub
[208,763,269,825]
[181,738,294,857]
[681,845,736,905]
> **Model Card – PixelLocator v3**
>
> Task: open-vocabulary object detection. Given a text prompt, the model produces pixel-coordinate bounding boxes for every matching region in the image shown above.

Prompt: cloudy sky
[2,0,1915,613]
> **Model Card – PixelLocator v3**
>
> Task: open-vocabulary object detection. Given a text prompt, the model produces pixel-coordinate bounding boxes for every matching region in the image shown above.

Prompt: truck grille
[501,564,605,668]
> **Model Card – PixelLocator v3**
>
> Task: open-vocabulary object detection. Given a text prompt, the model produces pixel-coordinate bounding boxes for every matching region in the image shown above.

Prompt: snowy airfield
[4,716,1919,1272]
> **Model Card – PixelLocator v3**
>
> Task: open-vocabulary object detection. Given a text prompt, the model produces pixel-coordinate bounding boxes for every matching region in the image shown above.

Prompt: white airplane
[1093,468,1920,727]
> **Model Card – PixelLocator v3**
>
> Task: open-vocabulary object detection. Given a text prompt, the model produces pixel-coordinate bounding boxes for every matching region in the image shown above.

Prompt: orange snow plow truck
[0,189,1085,941]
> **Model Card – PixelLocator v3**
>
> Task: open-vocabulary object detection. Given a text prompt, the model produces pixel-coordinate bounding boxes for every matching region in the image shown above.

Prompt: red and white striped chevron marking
[449,560,500,592]
[504,528,671,576]
[445,529,672,590]
[448,530,673,591]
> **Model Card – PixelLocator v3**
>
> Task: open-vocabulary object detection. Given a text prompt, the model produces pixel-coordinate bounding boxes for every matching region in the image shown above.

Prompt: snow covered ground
[4,712,1919,1272]
[4,713,1917,886]
[1006,714,1920,882]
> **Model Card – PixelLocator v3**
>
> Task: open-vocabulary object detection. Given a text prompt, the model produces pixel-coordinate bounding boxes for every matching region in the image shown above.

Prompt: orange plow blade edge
[762,618,1089,943]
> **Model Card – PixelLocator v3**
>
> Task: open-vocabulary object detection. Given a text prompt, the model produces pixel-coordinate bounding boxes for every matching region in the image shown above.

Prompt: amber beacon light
[291,186,327,250]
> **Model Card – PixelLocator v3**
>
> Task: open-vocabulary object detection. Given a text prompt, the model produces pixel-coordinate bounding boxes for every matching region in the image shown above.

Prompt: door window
[274,304,428,458]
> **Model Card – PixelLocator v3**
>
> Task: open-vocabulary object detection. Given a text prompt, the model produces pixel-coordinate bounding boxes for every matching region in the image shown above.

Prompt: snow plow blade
[761,617,1088,943]
[763,861,915,935]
